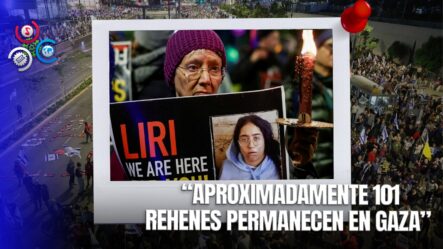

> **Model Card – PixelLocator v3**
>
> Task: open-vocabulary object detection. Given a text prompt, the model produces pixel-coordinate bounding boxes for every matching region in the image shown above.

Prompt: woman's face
[174,49,223,96]
[316,38,333,69]
[237,122,265,167]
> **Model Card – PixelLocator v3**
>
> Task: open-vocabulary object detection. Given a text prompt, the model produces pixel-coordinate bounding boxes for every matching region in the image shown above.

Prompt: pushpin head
[341,0,372,33]
[353,0,371,19]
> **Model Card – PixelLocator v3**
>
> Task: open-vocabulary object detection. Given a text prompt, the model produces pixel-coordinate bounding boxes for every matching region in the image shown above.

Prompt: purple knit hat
[164,30,226,88]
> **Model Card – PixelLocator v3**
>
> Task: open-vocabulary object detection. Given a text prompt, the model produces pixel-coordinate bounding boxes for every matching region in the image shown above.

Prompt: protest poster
[111,41,132,102]
[110,87,287,180]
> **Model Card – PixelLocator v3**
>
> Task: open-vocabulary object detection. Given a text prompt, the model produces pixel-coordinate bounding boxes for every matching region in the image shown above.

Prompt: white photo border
[93,18,351,223]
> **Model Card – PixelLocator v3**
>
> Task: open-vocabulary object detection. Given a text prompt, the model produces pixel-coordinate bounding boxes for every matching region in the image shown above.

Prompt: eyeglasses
[177,64,224,81]
[238,135,263,147]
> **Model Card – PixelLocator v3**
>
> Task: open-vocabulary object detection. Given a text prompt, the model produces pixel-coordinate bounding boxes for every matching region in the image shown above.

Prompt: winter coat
[219,142,280,180]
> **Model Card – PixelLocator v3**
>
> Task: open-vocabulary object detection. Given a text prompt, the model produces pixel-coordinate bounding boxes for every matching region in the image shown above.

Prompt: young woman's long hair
[233,114,281,167]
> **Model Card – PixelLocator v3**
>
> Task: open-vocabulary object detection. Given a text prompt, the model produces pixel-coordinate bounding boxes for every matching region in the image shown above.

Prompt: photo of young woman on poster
[219,114,282,180]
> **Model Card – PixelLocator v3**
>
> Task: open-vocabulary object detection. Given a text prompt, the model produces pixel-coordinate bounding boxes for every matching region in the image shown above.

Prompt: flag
[381,125,388,142]
[420,128,428,143]
[45,153,59,162]
[408,98,414,110]
[422,138,432,160]
[393,113,399,130]
[359,128,367,145]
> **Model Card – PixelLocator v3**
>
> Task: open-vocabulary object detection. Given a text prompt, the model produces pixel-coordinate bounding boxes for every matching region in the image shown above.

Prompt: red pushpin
[341,0,372,33]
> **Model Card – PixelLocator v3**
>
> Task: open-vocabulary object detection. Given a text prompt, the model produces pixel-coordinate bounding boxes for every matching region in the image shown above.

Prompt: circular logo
[21,25,34,38]
[15,21,40,44]
[8,47,33,72]
[42,45,55,57]
[36,39,58,64]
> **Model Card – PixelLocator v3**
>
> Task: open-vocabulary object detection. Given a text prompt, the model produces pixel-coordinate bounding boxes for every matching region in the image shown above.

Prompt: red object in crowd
[368,136,377,143]
[412,131,421,140]
[54,148,65,155]
[341,0,372,33]
[378,145,387,158]
[367,150,377,163]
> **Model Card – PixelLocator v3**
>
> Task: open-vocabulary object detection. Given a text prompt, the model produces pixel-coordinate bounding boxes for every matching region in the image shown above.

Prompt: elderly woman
[219,115,281,180]
[164,30,226,97]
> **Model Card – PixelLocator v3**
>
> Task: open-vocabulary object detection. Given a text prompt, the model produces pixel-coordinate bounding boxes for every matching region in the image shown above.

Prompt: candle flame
[301,30,317,56]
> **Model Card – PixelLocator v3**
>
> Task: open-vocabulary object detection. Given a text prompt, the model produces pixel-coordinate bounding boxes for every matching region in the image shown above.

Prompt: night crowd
[179,4,232,19]
[350,49,443,249]
[40,6,143,43]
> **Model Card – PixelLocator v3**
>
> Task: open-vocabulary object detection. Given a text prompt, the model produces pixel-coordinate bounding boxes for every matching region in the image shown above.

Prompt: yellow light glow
[301,30,317,56]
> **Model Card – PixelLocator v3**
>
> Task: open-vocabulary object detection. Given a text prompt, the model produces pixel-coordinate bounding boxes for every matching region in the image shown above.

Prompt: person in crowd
[308,30,333,178]
[131,30,173,99]
[66,159,75,191]
[76,162,85,196]
[340,225,360,249]
[231,30,283,91]
[84,121,93,143]
[13,160,25,188]
[85,152,93,188]
[31,180,42,211]
[219,115,281,180]
[40,184,50,211]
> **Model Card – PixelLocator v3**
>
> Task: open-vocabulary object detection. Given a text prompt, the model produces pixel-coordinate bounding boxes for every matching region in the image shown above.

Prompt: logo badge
[15,21,40,44]
[8,47,33,72]
[36,39,58,64]
[9,21,58,71]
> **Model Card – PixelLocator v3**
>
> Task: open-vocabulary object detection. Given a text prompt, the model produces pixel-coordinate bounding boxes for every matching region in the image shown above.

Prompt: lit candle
[296,30,317,124]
